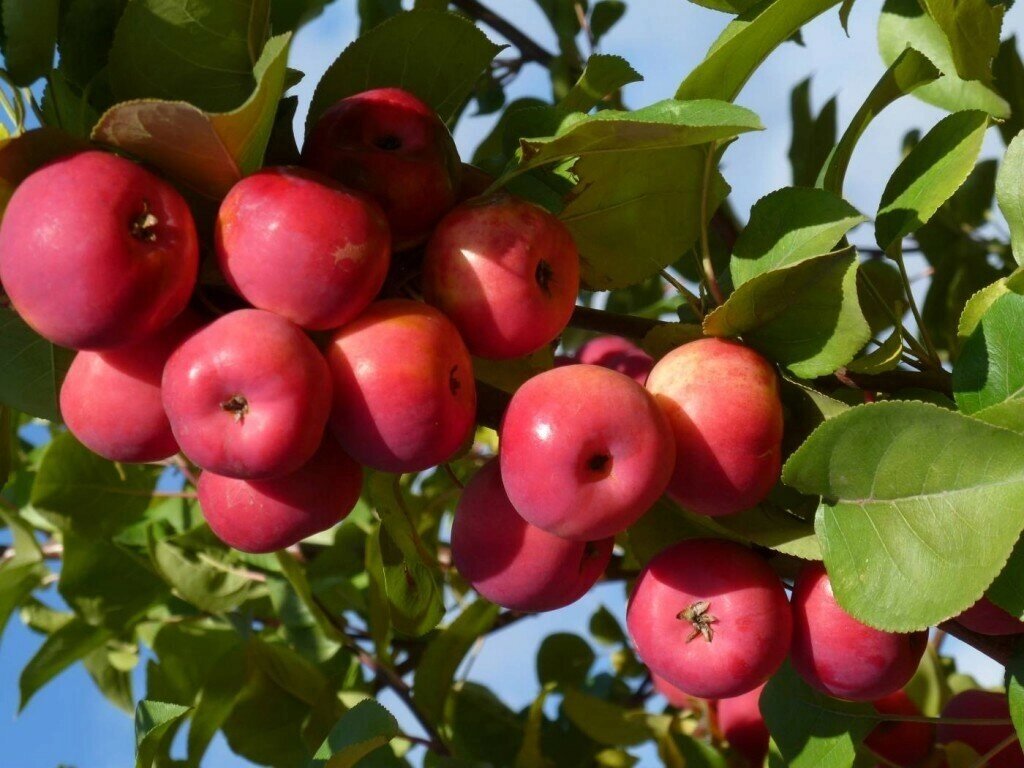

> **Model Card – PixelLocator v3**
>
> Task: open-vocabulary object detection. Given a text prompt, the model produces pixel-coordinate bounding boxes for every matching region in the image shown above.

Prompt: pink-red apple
[198,436,362,553]
[0,151,198,350]
[955,597,1024,636]
[626,538,792,699]
[450,460,612,612]
[325,299,476,473]
[653,674,702,710]
[162,309,331,479]
[499,364,675,541]
[60,312,201,463]
[790,562,927,701]
[302,87,460,249]
[215,167,390,330]
[646,338,783,517]
[578,336,653,384]
[864,689,934,767]
[717,684,769,768]
[422,194,580,359]
[937,691,1024,768]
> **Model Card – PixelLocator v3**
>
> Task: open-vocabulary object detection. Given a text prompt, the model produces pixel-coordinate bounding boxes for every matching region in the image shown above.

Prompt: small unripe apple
[198,436,362,553]
[790,562,927,701]
[646,338,783,517]
[0,151,199,350]
[499,364,675,541]
[325,299,476,473]
[864,689,934,767]
[450,460,612,612]
[422,194,580,359]
[302,87,461,249]
[954,597,1024,636]
[60,312,201,463]
[162,309,331,479]
[578,336,654,384]
[626,538,792,699]
[215,167,390,330]
[717,684,769,768]
[937,691,1024,768]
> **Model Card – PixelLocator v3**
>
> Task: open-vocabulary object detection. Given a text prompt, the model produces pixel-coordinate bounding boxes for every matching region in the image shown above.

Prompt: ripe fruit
[215,167,390,330]
[500,364,675,541]
[578,336,654,384]
[198,437,362,554]
[717,685,769,768]
[325,299,476,473]
[653,674,700,710]
[937,691,1024,768]
[302,87,461,249]
[162,309,331,479]
[790,562,927,701]
[60,312,201,463]
[646,338,783,517]
[864,690,934,767]
[422,194,580,359]
[0,151,198,350]
[450,460,612,612]
[626,538,792,699]
[955,597,1024,636]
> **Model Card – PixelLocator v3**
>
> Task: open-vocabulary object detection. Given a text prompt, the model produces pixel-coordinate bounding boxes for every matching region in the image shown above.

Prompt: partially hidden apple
[577,336,653,384]
[500,364,675,541]
[216,167,390,330]
[0,150,198,350]
[955,597,1024,636]
[717,684,769,768]
[450,460,612,612]
[325,299,476,473]
[937,691,1024,768]
[162,309,331,479]
[864,689,935,767]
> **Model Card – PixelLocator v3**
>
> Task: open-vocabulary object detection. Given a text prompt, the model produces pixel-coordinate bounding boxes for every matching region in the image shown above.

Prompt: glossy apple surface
[577,336,653,384]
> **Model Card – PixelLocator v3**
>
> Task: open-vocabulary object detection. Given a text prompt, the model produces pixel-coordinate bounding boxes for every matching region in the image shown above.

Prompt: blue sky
[1,0,1018,765]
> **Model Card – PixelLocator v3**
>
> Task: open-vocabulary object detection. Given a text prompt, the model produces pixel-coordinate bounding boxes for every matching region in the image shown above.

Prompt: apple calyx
[221,394,250,423]
[131,202,160,242]
[535,259,554,295]
[678,600,718,643]
[374,135,402,150]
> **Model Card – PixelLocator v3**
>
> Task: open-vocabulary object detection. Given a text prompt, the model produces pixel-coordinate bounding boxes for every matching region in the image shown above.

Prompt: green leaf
[994,37,1024,143]
[878,0,1009,117]
[783,401,1024,631]
[762,662,874,768]
[559,54,642,114]
[818,48,940,195]
[20,616,110,711]
[31,432,156,537]
[590,1,626,42]
[562,147,727,289]
[705,247,871,378]
[447,683,524,765]
[1,0,59,85]
[273,0,340,33]
[149,532,255,614]
[109,0,267,112]
[413,599,498,726]
[41,69,100,140]
[537,633,595,688]
[997,132,1024,265]
[135,700,192,768]
[515,688,554,768]
[0,309,73,421]
[0,508,44,649]
[875,110,989,253]
[1008,651,1024,748]
[309,699,400,768]
[561,688,650,746]
[989,536,1024,618]
[55,0,128,90]
[707,486,822,560]
[919,0,1003,84]
[93,32,292,200]
[845,324,903,374]
[676,0,841,102]
[377,523,444,636]
[954,293,1024,413]
[186,643,248,765]
[729,187,866,288]
[789,78,836,187]
[83,644,134,714]
[357,0,401,32]
[515,99,762,176]
[589,606,627,646]
[306,10,501,133]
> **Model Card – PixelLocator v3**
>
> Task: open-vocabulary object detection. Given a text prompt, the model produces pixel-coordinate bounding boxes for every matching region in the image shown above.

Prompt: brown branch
[938,621,1021,666]
[823,366,953,397]
[450,0,556,65]
[568,306,667,340]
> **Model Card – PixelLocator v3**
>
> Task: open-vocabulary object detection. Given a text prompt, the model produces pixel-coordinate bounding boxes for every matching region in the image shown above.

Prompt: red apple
[198,436,362,554]
[717,684,769,768]
[499,364,675,541]
[865,689,935,767]
[646,338,783,517]
[0,151,198,350]
[578,336,654,384]
[790,562,927,701]
[955,597,1024,636]
[162,309,331,479]
[302,87,461,249]
[325,299,476,473]
[422,193,580,359]
[60,312,201,463]
[450,460,612,612]
[653,674,702,710]
[937,691,1024,768]
[215,167,390,330]
[626,538,792,699]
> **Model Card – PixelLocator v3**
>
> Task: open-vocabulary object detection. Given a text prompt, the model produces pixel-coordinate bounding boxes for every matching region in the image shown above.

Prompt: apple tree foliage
[0,0,1022,766]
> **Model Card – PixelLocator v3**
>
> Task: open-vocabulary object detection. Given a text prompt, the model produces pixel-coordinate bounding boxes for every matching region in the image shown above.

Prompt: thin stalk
[699,143,725,305]
[659,269,704,319]
[892,243,940,367]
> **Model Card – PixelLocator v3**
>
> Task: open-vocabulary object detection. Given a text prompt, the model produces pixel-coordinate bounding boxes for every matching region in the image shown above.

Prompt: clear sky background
[1,0,1017,765]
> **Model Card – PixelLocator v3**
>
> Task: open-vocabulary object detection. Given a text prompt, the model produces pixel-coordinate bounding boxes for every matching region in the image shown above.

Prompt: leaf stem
[968,733,1020,768]
[891,242,940,368]
[699,143,725,305]
[659,269,704,319]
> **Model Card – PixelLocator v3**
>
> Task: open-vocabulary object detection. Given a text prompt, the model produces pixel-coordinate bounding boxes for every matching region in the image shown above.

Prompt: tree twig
[450,0,555,65]
[568,306,667,339]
